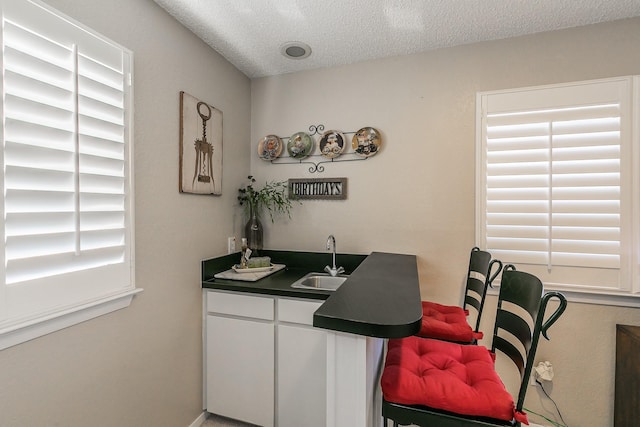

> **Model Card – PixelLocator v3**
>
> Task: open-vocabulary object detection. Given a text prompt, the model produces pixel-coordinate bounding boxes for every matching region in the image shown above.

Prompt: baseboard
[188,411,208,427]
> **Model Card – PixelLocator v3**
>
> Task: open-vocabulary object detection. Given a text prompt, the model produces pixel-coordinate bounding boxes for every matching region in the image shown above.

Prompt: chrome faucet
[324,234,345,277]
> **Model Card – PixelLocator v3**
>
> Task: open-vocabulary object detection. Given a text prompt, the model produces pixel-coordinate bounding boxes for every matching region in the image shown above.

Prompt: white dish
[352,127,382,157]
[319,130,346,159]
[258,135,283,160]
[287,131,314,159]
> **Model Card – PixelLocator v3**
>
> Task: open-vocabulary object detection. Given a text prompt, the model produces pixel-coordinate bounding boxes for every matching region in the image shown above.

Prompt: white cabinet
[277,298,325,427]
[205,291,275,427]
[204,290,383,427]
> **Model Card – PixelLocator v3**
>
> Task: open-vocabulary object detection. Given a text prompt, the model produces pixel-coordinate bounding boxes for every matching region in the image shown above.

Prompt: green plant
[237,175,294,222]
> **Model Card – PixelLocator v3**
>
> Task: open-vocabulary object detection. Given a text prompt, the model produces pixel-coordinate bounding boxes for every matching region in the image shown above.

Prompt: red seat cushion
[418,301,482,343]
[381,336,527,424]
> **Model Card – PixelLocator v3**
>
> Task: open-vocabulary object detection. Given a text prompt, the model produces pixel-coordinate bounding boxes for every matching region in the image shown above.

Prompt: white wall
[0,1,250,426]
[251,18,640,427]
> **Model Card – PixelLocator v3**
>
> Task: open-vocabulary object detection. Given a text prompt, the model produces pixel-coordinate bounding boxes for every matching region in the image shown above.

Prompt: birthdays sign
[288,178,347,200]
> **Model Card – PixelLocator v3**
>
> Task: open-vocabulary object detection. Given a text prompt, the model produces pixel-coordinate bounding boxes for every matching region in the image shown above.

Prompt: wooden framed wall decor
[179,91,223,195]
[288,178,348,200]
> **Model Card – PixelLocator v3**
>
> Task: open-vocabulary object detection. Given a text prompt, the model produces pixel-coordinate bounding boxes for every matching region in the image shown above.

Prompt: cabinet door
[277,323,327,427]
[207,315,274,427]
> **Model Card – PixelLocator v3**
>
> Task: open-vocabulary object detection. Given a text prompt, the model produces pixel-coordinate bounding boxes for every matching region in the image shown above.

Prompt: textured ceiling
[153,0,640,79]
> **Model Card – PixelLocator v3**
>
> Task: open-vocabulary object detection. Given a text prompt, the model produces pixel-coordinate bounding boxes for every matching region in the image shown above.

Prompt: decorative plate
[352,127,382,157]
[319,130,346,159]
[258,135,283,160]
[232,264,274,273]
[287,131,314,159]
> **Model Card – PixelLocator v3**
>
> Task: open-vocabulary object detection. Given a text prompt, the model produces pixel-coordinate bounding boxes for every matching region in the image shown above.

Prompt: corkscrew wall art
[179,91,223,195]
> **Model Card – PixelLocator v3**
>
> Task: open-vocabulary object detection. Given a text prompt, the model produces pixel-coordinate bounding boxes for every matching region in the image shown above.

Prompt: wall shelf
[264,124,375,173]
[270,152,367,173]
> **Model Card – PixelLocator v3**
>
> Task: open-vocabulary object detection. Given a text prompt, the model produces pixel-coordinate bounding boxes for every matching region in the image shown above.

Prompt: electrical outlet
[530,371,538,386]
[227,237,236,253]
[531,360,554,386]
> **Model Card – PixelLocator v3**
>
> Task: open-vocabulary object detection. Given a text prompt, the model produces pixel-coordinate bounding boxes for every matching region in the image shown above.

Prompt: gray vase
[244,205,263,252]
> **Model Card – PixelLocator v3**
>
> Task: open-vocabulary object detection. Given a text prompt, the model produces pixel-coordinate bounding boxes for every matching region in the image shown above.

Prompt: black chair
[381,265,567,427]
[417,247,503,344]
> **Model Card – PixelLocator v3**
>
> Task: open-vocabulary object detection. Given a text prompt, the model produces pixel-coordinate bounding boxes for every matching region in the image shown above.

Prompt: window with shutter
[0,0,138,349]
[476,77,639,302]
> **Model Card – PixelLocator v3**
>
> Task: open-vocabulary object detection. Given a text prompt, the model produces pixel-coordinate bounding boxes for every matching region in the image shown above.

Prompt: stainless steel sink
[290,272,348,291]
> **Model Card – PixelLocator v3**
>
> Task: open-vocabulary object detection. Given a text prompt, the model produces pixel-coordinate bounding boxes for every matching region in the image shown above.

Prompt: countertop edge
[202,250,422,338]
[312,251,422,337]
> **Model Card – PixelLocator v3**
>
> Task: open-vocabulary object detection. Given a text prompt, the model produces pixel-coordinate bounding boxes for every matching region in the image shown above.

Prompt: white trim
[632,75,640,294]
[476,75,634,104]
[0,288,142,350]
[201,290,207,411]
[325,332,337,427]
[188,412,208,427]
[475,93,488,249]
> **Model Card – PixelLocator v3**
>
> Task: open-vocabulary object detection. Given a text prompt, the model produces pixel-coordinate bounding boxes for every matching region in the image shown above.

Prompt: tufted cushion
[381,336,526,424]
[417,301,483,343]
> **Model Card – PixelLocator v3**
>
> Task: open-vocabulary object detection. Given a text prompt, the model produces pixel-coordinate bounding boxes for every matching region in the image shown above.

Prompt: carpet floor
[201,414,256,427]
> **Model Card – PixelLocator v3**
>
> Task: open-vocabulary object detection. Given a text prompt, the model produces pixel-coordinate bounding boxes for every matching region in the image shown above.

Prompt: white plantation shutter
[0,0,136,345]
[477,77,636,293]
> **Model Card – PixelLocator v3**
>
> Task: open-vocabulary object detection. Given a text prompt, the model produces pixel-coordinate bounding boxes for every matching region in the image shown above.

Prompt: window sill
[0,288,143,351]
[487,287,640,309]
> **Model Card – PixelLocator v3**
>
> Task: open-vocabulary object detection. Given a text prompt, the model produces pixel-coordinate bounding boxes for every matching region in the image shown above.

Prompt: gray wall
[1,1,639,426]
[0,1,250,426]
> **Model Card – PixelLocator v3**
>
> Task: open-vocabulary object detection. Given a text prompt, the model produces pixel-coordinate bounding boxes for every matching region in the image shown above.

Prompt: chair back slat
[498,269,544,318]
[492,335,526,374]
[463,278,484,311]
[468,247,492,274]
[464,248,503,332]
[493,309,532,376]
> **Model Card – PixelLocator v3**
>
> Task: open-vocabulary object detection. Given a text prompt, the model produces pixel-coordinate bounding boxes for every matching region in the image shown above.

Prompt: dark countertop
[202,250,422,338]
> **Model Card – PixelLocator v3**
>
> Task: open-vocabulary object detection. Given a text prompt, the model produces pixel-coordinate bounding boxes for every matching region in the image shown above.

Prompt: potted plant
[237,176,294,251]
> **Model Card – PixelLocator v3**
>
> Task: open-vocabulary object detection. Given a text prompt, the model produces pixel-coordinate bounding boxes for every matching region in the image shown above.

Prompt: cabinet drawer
[206,290,274,321]
[278,298,323,326]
